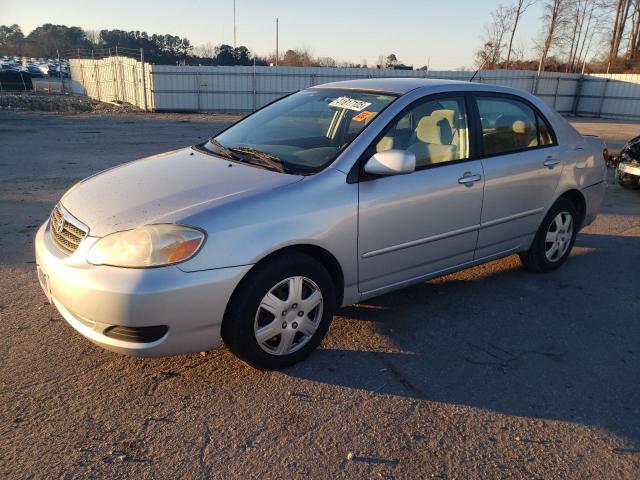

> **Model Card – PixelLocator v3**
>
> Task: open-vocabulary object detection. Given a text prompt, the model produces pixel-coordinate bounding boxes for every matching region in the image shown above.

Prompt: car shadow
[285,233,640,443]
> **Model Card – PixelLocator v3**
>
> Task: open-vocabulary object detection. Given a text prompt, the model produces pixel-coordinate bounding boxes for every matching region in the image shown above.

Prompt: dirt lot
[1,111,639,479]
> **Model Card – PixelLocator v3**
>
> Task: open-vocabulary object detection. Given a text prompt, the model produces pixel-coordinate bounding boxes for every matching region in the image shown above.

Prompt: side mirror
[364,150,416,176]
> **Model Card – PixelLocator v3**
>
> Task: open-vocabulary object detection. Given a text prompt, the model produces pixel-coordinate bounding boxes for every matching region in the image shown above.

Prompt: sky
[2,0,547,69]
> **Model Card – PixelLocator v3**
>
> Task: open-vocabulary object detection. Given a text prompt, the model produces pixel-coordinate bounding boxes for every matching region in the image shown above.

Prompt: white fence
[69,57,640,120]
[69,56,152,110]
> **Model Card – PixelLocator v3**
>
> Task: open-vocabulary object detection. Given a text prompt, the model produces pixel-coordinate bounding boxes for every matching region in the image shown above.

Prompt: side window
[537,113,554,146]
[375,97,469,168]
[476,97,539,155]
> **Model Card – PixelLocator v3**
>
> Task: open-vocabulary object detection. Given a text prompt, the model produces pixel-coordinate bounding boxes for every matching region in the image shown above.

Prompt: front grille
[49,204,88,254]
[103,325,169,343]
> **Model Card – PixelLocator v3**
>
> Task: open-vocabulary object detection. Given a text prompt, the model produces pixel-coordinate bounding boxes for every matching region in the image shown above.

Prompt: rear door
[473,94,563,259]
[357,94,485,294]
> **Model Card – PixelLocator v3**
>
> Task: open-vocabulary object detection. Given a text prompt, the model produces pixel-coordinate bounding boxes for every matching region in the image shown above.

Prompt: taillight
[603,148,609,163]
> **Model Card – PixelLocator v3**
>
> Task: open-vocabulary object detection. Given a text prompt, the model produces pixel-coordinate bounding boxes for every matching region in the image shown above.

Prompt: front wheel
[222,252,336,370]
[519,198,578,273]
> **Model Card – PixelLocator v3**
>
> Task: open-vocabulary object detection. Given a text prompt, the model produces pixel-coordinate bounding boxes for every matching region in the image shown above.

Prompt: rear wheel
[519,198,578,273]
[222,252,336,370]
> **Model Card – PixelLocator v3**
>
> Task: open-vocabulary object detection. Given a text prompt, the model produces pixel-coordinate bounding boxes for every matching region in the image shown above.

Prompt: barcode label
[328,97,372,111]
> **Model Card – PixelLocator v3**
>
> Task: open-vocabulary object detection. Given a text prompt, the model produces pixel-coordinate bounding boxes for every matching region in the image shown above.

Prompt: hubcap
[254,276,323,356]
[544,211,573,262]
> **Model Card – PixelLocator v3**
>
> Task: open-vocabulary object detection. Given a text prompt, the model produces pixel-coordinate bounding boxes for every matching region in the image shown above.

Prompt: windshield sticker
[328,97,372,111]
[352,111,374,122]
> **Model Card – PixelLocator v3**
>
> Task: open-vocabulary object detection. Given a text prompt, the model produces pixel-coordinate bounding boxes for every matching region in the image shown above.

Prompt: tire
[222,252,336,370]
[519,198,578,273]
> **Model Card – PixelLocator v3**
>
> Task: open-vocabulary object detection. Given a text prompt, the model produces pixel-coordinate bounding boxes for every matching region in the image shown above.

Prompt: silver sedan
[35,79,607,369]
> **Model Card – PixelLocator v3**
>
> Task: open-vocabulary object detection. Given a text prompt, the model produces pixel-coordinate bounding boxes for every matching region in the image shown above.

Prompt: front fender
[176,168,359,290]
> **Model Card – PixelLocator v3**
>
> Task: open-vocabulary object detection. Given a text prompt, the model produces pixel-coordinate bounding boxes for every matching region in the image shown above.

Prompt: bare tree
[84,29,100,46]
[316,56,337,67]
[505,0,537,68]
[608,0,632,67]
[564,0,588,71]
[193,42,216,58]
[475,4,515,69]
[574,1,597,69]
[538,0,569,72]
[627,0,640,61]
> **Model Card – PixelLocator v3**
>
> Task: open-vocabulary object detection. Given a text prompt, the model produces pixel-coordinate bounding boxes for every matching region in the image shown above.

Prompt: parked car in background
[1,61,20,72]
[616,135,640,189]
[0,70,33,90]
[35,79,607,369]
[36,63,49,76]
[47,63,70,78]
[20,64,45,78]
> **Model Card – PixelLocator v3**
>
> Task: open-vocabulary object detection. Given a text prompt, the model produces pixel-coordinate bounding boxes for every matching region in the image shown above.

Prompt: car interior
[375,99,469,167]
[477,98,541,155]
[223,94,551,172]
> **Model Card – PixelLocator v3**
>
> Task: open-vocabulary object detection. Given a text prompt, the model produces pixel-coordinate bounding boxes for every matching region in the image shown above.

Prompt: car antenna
[469,59,486,83]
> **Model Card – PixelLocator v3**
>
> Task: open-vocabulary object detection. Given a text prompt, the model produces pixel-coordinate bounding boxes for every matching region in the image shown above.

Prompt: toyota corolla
[35,78,607,369]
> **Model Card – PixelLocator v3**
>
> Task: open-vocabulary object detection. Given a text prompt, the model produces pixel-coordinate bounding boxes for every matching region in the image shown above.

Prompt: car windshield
[204,89,397,174]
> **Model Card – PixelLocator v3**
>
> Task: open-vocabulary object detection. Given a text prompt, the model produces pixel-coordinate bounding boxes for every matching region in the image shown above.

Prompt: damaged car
[616,135,640,189]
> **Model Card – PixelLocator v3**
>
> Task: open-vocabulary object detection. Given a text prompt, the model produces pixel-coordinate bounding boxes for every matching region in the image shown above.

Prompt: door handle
[458,173,482,186]
[543,156,561,168]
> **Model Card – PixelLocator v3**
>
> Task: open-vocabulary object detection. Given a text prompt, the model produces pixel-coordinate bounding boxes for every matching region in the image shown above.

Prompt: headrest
[495,114,533,135]
[415,111,454,145]
[512,120,526,134]
[376,136,394,152]
[430,109,455,128]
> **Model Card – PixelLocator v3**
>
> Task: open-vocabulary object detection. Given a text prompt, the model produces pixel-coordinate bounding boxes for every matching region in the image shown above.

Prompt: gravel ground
[0,92,141,114]
[0,111,639,479]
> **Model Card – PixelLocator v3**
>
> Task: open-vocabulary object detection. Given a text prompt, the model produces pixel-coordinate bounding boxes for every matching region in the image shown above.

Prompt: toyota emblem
[56,216,65,234]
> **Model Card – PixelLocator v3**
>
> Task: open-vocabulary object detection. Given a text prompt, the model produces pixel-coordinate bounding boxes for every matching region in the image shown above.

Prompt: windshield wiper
[227,146,289,173]
[207,138,239,160]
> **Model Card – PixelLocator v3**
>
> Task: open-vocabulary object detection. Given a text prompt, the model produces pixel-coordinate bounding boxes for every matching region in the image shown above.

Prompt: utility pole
[233,0,237,49]
[275,18,279,66]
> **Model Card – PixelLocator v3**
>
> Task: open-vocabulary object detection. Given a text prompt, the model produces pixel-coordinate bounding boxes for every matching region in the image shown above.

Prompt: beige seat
[483,115,537,154]
[376,136,395,152]
[407,109,458,166]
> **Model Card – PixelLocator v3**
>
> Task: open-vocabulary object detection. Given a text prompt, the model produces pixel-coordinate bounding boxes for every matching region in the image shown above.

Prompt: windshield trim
[204,88,400,176]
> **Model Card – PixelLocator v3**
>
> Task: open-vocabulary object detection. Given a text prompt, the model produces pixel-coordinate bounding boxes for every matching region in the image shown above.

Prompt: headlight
[86,224,205,268]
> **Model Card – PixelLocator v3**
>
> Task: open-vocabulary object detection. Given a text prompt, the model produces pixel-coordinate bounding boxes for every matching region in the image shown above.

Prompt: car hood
[61,147,303,237]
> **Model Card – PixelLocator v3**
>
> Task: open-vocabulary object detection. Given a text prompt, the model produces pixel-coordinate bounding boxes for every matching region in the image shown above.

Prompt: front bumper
[35,220,251,357]
[618,162,640,177]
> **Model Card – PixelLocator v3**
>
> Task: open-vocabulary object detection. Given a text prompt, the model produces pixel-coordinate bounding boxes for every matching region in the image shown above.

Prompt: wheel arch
[557,188,587,229]
[221,244,345,337]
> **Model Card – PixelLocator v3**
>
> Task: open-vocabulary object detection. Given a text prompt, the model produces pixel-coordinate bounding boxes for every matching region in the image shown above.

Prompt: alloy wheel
[253,276,324,356]
[544,211,573,262]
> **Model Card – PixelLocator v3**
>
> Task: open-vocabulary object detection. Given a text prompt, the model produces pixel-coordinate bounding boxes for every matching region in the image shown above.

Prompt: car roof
[312,77,525,97]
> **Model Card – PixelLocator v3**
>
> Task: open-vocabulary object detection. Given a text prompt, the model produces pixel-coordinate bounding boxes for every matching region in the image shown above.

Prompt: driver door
[357,95,484,294]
